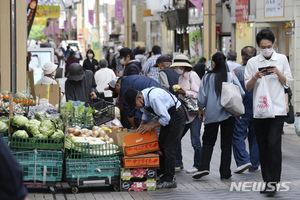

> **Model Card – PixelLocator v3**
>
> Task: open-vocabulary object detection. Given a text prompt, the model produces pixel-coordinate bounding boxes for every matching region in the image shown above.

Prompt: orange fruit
[3,95,9,99]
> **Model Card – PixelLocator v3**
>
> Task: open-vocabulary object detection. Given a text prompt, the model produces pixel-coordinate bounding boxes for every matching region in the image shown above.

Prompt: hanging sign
[27,0,38,36]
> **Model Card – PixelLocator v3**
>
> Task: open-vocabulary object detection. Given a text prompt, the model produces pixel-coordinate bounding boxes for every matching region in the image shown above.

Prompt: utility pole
[203,0,216,59]
[124,0,132,48]
[68,7,72,40]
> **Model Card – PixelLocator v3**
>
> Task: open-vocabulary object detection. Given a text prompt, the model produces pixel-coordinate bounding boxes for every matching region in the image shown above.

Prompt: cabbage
[0,116,8,124]
[39,119,56,137]
[11,115,29,128]
[34,112,47,121]
[12,130,29,138]
[34,134,47,139]
[0,121,8,133]
[25,119,41,138]
[50,129,64,139]
[51,118,64,131]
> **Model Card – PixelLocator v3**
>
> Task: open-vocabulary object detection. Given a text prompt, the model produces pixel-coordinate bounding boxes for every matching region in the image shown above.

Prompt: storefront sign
[265,0,284,18]
[189,0,202,12]
[115,0,123,24]
[189,30,202,64]
[35,5,60,18]
[237,22,247,38]
[27,0,38,36]
[33,17,46,26]
[236,0,248,23]
[285,31,294,35]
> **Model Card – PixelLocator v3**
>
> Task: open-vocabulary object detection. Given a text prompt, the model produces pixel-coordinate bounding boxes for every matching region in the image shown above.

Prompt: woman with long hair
[192,52,244,180]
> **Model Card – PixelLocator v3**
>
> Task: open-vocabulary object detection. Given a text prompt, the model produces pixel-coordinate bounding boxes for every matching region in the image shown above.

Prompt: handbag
[285,100,295,124]
[181,73,198,114]
[221,73,245,116]
[253,76,275,118]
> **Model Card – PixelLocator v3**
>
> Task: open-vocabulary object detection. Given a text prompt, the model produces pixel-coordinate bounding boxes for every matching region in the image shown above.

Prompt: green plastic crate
[67,115,94,128]
[65,156,120,181]
[13,150,63,182]
[10,137,63,150]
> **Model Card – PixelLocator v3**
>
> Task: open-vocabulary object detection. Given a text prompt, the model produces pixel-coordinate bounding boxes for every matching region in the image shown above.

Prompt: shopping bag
[221,73,245,116]
[285,100,295,124]
[181,96,198,114]
[253,76,274,118]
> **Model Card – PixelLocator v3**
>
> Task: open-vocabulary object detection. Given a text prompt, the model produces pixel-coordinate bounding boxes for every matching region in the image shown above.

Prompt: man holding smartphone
[244,29,293,195]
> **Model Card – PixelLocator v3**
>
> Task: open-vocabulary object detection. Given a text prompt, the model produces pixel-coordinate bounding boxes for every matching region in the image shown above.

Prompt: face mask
[174,67,183,74]
[109,49,113,53]
[260,48,273,58]
[120,58,126,65]
[88,54,93,58]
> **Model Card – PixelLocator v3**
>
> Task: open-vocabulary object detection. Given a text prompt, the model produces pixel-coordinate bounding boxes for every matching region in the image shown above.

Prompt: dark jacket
[0,137,27,200]
[65,56,79,77]
[65,70,97,106]
[193,63,206,79]
[120,75,164,126]
[83,58,99,74]
[160,67,180,96]
[123,60,141,76]
[233,64,253,116]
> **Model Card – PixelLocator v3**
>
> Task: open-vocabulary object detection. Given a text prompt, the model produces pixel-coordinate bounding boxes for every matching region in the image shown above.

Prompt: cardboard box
[122,154,159,168]
[121,167,157,180]
[124,130,159,156]
[35,84,60,106]
[121,179,156,191]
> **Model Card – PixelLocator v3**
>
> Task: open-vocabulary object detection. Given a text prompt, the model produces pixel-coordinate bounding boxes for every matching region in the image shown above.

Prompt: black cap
[119,47,132,58]
[124,87,138,111]
[67,63,85,81]
[153,55,172,67]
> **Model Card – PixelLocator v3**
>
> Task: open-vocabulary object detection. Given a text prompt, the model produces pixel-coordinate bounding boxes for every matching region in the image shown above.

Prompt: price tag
[137,182,143,187]
[147,183,155,187]
[122,173,131,177]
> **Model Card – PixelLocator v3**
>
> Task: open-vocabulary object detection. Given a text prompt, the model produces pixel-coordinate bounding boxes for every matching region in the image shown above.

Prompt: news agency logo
[229,182,291,192]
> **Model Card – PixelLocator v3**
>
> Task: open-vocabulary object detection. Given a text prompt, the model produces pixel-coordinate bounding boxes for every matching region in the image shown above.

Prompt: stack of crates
[65,139,121,194]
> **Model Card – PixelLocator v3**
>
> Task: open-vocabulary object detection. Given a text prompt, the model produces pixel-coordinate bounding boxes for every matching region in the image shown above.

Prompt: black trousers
[159,107,186,182]
[198,117,235,179]
[254,116,285,182]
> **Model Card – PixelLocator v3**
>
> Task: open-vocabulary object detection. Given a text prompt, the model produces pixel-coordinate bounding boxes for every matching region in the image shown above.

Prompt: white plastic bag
[253,76,275,118]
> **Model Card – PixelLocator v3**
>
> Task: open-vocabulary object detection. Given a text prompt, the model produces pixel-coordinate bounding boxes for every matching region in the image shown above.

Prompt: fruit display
[0,101,25,114]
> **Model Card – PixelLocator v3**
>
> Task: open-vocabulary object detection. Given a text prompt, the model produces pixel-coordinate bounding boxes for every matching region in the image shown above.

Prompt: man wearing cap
[36,62,58,85]
[106,75,164,129]
[65,63,97,106]
[142,45,162,82]
[119,47,141,76]
[124,87,186,189]
[227,51,241,72]
[155,55,180,96]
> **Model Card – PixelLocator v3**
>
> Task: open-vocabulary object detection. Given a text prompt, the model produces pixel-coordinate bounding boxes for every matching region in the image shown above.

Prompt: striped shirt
[142,54,161,83]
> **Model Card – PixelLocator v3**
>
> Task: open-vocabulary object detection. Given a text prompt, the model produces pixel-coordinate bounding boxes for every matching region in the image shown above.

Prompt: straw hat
[170,54,192,69]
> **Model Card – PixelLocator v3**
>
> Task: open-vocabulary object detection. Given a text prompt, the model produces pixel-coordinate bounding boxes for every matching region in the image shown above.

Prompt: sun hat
[153,55,172,67]
[170,54,192,69]
[67,63,85,81]
[42,62,58,75]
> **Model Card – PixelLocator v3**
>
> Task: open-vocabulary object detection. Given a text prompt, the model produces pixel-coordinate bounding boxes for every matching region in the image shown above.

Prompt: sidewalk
[27,123,300,200]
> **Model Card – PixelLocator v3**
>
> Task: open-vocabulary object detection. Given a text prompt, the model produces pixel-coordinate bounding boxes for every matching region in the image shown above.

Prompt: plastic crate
[67,115,94,128]
[93,101,115,126]
[65,156,120,181]
[10,137,64,150]
[13,150,63,182]
[65,138,121,159]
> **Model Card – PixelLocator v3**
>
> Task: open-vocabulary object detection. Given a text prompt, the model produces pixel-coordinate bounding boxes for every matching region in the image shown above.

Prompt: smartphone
[258,66,273,75]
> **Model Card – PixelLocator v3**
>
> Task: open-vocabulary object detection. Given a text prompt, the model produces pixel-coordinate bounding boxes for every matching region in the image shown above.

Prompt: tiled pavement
[27,124,300,200]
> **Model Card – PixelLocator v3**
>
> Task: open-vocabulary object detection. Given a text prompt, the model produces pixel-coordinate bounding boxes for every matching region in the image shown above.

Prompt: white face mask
[260,48,273,58]
[174,67,183,74]
[120,58,126,65]
[87,54,93,58]
[109,49,114,53]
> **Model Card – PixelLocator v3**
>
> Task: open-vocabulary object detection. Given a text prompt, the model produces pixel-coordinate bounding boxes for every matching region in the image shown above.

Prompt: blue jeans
[175,116,202,169]
[232,115,260,171]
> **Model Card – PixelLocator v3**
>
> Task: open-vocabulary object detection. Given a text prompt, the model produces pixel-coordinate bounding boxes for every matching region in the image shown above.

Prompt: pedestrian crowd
[2,29,294,199]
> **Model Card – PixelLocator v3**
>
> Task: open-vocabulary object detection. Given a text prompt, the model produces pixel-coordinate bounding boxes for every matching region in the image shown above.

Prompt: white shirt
[94,68,116,92]
[244,51,293,116]
[35,76,57,85]
[227,60,242,72]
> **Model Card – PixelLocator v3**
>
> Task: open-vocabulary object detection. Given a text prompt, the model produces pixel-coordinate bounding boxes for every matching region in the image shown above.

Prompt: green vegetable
[0,121,8,133]
[50,118,64,131]
[34,112,47,121]
[11,115,29,128]
[0,116,9,124]
[50,129,64,139]
[34,133,47,139]
[39,119,56,137]
[25,119,41,138]
[12,130,29,138]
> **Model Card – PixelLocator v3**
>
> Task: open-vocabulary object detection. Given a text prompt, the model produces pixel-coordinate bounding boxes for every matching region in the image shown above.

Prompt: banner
[188,30,202,64]
[91,27,101,61]
[189,0,202,11]
[35,5,60,18]
[237,22,247,38]
[27,0,38,36]
[33,17,46,26]
[236,0,248,23]
[265,0,284,18]
[115,0,123,24]
[88,10,94,26]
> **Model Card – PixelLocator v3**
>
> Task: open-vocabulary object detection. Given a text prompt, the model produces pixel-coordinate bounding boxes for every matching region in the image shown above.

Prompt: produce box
[65,156,120,181]
[10,137,64,150]
[34,84,60,106]
[12,150,63,182]
[121,179,156,191]
[123,130,159,156]
[120,167,157,180]
[122,154,160,168]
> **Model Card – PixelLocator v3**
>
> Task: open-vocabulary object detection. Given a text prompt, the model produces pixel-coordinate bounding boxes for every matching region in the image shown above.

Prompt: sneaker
[186,167,198,174]
[175,163,184,172]
[192,170,209,179]
[260,183,277,195]
[249,166,260,172]
[157,180,177,189]
[234,163,252,174]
